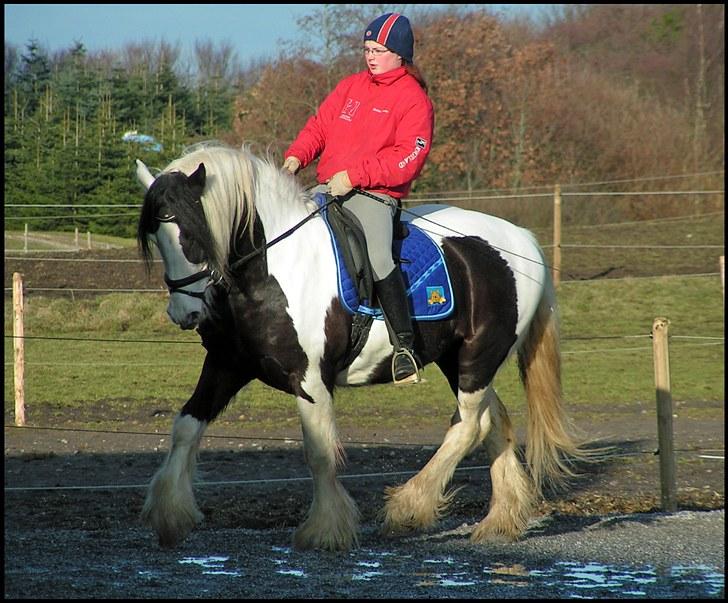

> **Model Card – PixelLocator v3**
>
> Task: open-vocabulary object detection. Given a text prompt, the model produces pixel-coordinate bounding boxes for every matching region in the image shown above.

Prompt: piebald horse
[135,142,589,551]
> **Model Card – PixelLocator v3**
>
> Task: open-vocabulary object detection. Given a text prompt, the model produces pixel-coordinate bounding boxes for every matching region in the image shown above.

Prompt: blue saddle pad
[315,193,454,321]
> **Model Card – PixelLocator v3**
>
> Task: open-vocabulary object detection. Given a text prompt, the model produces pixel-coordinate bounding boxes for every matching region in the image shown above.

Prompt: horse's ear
[188,163,206,197]
[135,159,155,190]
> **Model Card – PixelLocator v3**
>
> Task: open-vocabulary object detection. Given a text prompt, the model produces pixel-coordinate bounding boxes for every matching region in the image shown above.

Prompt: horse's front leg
[141,351,251,547]
[293,384,360,551]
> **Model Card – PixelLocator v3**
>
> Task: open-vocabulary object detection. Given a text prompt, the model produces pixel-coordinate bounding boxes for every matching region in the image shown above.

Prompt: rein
[227,194,338,272]
[167,187,471,296]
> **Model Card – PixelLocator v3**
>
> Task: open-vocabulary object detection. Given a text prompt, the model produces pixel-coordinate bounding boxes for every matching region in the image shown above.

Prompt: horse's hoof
[292,527,358,552]
[469,519,522,544]
[379,521,415,538]
[141,506,203,549]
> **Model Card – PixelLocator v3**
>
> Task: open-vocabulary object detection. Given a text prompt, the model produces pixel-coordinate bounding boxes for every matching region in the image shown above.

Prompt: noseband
[163,268,214,299]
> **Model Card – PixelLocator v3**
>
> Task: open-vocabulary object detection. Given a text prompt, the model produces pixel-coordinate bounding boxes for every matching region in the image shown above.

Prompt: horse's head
[136,159,217,330]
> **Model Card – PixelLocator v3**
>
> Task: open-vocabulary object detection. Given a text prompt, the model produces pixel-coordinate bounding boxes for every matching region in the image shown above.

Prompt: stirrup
[392,348,421,385]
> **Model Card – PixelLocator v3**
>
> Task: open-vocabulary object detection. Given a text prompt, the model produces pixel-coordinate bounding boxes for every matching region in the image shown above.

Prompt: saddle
[314,193,455,322]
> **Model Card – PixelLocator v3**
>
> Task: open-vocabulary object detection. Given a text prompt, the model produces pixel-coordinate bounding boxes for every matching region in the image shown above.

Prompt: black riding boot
[374,269,421,385]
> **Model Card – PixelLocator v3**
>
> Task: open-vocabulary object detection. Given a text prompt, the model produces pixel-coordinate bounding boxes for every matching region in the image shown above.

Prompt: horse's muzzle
[170,309,201,330]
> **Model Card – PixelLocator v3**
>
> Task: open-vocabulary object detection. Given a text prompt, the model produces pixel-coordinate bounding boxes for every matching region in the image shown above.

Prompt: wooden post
[652,317,677,512]
[720,256,724,299]
[552,184,562,288]
[24,224,28,253]
[74,227,79,249]
[87,230,91,250]
[13,273,26,427]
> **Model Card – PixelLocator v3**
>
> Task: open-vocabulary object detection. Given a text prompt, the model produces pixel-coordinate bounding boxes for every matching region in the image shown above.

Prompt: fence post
[13,272,26,427]
[24,223,28,253]
[87,230,91,250]
[75,227,79,249]
[720,255,724,299]
[652,317,677,512]
[552,184,562,288]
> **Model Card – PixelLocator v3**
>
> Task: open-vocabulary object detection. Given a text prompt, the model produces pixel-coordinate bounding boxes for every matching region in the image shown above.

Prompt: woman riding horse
[283,12,433,385]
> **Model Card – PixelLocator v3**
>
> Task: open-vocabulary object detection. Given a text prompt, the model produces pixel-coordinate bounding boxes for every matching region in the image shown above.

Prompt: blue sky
[5,4,546,65]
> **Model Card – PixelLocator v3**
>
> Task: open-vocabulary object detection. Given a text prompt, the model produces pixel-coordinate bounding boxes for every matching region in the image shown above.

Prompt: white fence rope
[4,465,489,493]
[5,187,724,220]
[4,257,162,263]
[561,244,723,249]
[408,170,725,197]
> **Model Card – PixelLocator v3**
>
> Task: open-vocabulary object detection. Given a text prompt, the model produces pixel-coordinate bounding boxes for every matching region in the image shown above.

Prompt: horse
[135,142,591,552]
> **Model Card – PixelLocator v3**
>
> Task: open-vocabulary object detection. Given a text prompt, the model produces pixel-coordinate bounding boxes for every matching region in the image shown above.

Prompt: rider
[283,12,434,385]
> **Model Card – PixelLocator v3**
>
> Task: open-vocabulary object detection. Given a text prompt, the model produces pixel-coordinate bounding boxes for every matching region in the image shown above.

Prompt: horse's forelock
[163,145,258,276]
[137,183,163,272]
[137,169,213,272]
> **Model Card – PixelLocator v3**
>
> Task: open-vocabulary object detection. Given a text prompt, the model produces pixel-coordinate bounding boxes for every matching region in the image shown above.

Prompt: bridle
[155,212,222,300]
[163,268,216,300]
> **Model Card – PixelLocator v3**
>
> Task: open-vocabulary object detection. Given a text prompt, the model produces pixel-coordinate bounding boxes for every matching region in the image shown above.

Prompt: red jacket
[285,67,434,199]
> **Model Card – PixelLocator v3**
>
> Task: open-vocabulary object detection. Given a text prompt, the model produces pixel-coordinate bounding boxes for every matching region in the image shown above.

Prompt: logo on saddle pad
[315,194,455,321]
[426,286,447,306]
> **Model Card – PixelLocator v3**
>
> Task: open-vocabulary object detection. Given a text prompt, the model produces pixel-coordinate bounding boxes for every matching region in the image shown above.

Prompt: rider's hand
[328,170,353,197]
[282,156,301,175]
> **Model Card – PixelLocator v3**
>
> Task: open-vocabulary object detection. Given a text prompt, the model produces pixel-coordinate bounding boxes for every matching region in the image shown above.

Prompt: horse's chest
[227,279,308,376]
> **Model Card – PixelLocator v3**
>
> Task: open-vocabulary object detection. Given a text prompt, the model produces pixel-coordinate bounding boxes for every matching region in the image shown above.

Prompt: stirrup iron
[392,348,421,385]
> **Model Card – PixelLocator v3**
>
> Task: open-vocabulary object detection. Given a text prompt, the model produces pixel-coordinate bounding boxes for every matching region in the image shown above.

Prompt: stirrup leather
[391,348,421,385]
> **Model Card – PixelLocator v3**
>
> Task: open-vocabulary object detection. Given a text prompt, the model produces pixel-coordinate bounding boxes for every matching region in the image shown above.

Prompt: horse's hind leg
[141,353,249,547]
[471,389,535,543]
[382,384,490,533]
[293,385,360,552]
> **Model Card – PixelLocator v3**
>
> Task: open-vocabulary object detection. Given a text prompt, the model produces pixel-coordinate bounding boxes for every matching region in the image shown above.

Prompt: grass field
[4,273,724,429]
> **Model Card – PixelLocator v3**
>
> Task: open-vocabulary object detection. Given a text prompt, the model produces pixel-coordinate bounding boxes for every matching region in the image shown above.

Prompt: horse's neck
[252,160,315,240]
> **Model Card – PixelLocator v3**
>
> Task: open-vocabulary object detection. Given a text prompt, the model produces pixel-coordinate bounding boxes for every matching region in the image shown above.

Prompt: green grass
[4,275,723,428]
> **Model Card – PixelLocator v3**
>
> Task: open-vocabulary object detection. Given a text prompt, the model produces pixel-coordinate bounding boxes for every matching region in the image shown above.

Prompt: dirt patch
[4,247,164,295]
[4,405,724,599]
[5,399,724,523]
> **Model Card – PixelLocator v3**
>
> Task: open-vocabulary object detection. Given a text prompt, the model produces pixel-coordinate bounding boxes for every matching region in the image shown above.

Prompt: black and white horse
[135,142,590,551]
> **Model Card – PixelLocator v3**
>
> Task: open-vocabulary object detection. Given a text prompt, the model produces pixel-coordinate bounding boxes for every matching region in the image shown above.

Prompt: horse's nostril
[182,312,201,330]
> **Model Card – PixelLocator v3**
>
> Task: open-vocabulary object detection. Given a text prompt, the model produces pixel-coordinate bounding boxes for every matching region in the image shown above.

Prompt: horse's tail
[517,274,594,496]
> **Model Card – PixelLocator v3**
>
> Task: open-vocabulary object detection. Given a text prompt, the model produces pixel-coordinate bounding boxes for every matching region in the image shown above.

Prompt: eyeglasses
[363,47,391,56]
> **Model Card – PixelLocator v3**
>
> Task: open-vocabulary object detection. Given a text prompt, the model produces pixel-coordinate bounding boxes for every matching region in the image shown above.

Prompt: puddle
[177,555,241,577]
[168,549,723,597]
[529,561,658,595]
[276,568,307,577]
[670,565,724,597]
[525,561,724,597]
[352,559,384,581]
[267,546,307,578]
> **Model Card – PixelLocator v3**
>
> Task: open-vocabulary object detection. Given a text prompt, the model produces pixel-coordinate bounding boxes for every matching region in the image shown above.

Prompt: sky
[5,4,547,65]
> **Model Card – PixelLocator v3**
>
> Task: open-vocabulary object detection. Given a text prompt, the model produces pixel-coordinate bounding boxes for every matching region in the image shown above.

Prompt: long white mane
[162,142,311,277]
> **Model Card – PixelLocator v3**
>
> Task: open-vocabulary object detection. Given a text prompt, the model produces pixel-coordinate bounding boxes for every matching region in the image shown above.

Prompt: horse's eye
[156,211,176,222]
